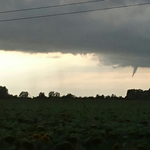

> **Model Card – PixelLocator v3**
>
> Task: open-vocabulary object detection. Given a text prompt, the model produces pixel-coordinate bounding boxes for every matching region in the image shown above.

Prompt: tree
[111,94,117,99]
[65,93,76,99]
[48,91,60,98]
[48,91,55,98]
[38,92,46,98]
[96,94,104,100]
[105,95,111,99]
[0,86,9,98]
[55,92,60,97]
[19,91,29,98]
[125,89,143,100]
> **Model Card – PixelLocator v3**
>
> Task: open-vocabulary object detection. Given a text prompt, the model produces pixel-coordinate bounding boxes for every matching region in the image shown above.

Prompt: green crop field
[0,98,150,150]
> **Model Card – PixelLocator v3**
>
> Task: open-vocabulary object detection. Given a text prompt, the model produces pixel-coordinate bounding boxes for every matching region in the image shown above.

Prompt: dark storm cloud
[0,0,150,70]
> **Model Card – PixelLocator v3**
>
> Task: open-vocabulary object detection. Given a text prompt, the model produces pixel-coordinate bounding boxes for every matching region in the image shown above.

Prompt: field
[0,99,150,150]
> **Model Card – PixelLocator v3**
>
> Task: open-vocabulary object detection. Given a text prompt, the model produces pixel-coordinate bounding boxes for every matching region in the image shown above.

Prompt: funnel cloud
[132,67,138,77]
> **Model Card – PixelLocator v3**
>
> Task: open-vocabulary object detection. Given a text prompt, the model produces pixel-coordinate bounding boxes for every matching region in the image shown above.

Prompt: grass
[0,98,150,149]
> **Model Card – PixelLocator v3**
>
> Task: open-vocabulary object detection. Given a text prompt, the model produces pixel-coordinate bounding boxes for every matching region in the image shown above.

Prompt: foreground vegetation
[0,99,150,150]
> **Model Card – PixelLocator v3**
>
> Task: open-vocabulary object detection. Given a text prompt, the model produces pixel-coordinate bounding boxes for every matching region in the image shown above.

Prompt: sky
[0,0,150,97]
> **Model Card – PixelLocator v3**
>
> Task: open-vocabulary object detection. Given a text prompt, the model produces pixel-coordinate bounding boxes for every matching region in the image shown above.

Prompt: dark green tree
[19,91,29,98]
[65,93,76,98]
[38,92,46,98]
[48,91,60,98]
[0,86,9,98]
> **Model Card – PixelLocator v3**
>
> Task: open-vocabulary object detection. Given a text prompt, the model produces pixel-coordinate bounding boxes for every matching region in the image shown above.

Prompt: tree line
[0,85,150,100]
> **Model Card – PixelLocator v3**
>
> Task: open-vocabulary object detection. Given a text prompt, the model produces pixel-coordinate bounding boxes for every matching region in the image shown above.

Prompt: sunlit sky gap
[0,51,150,97]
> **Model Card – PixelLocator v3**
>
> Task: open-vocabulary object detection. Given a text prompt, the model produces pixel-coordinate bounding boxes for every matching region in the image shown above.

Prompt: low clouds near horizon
[0,0,150,72]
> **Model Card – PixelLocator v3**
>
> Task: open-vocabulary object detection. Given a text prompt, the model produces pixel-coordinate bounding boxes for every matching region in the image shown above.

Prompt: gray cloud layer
[0,0,150,70]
